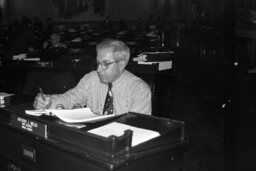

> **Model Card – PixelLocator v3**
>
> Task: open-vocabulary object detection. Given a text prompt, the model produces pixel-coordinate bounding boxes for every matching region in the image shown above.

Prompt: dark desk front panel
[0,126,106,171]
[0,98,185,171]
[0,126,184,171]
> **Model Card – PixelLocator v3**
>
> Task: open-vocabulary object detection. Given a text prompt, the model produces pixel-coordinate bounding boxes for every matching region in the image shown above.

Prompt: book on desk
[25,107,115,123]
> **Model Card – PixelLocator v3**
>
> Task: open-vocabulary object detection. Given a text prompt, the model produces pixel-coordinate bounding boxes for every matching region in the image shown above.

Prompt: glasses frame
[96,59,124,70]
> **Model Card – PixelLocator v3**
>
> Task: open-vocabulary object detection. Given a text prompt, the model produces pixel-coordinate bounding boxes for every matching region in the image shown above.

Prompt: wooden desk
[0,95,186,171]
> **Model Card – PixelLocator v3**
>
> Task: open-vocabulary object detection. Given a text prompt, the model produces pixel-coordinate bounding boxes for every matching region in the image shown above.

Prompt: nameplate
[11,114,47,138]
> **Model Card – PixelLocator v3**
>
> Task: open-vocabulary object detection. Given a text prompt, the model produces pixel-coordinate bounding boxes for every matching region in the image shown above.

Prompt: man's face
[51,34,60,46]
[96,47,122,84]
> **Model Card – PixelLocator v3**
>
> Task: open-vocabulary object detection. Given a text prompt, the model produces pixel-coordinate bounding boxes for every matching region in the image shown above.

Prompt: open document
[25,108,115,123]
[88,122,160,146]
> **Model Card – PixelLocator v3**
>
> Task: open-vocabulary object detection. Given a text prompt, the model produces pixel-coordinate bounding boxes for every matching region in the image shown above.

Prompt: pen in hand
[39,87,45,101]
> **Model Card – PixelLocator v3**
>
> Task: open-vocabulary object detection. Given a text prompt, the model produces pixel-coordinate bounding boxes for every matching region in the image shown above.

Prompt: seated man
[33,39,152,115]
[42,33,67,61]
[43,33,67,49]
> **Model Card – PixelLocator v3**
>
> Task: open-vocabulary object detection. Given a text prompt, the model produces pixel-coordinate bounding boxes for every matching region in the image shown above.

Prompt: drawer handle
[21,145,37,162]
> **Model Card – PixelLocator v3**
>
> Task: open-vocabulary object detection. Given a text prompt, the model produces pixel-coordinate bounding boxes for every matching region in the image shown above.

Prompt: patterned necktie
[103,83,114,115]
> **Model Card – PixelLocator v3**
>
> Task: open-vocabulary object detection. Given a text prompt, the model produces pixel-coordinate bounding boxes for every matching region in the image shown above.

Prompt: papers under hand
[88,122,160,147]
[25,108,115,123]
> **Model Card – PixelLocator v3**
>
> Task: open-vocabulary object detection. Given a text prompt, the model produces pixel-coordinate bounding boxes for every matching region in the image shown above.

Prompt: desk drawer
[0,127,104,171]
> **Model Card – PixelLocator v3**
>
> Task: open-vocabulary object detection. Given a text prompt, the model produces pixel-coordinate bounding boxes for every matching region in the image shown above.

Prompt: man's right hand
[33,93,52,110]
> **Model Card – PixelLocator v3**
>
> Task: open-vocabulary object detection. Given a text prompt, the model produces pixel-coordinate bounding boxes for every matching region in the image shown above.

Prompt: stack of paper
[88,122,160,146]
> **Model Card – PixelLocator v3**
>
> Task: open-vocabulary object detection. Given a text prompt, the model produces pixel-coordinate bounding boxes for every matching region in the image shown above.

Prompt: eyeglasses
[96,60,123,70]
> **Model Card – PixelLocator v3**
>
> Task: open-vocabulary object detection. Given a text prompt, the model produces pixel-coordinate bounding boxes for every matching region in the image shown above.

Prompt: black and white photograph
[0,0,253,170]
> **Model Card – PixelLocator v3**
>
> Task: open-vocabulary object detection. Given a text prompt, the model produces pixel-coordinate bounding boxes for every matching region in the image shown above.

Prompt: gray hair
[96,39,130,65]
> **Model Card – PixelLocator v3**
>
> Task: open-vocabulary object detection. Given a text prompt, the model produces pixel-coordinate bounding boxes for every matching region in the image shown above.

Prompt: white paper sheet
[88,122,160,146]
[25,108,115,123]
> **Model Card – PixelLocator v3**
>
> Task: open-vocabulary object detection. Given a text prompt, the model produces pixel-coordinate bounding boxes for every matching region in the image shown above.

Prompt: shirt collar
[111,70,127,89]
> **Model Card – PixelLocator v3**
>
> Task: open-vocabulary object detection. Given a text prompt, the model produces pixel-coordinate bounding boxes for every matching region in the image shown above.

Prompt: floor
[162,42,255,170]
